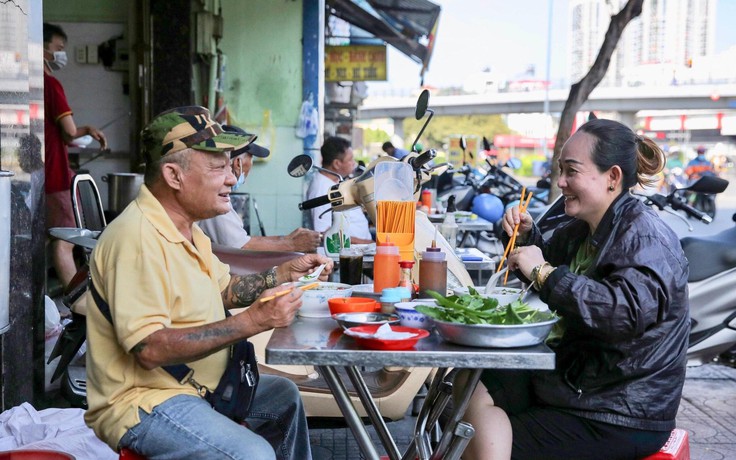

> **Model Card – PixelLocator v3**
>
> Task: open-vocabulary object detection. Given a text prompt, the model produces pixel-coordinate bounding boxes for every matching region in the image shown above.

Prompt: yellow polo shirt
[84,185,231,450]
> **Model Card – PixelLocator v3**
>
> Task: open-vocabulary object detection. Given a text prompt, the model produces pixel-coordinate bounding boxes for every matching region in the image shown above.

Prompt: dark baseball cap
[222,125,271,158]
[141,106,254,163]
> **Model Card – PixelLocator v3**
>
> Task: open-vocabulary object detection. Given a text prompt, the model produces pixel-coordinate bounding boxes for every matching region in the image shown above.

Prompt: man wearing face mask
[198,125,321,252]
[43,22,108,289]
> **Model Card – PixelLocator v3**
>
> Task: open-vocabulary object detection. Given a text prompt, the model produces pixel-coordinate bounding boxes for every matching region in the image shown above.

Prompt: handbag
[90,283,259,423]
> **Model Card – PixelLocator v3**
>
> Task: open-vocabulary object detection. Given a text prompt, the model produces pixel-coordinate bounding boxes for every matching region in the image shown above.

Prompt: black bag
[202,338,259,422]
[90,283,259,423]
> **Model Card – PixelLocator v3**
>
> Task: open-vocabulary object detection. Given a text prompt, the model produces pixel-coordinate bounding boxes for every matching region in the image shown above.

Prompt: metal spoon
[298,263,327,283]
[484,266,508,293]
[516,283,533,302]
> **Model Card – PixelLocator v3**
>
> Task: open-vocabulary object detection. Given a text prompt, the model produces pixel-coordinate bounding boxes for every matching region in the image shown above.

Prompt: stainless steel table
[266,317,555,460]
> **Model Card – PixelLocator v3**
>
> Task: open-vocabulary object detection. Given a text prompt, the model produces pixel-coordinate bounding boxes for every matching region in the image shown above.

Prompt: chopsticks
[259,282,319,303]
[496,188,533,285]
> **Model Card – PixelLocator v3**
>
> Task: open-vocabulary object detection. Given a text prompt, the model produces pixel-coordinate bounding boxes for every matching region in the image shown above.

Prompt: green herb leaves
[414,290,557,325]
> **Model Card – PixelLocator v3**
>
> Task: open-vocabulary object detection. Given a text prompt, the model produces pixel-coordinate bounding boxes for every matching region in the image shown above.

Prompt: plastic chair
[70,173,106,231]
[641,428,690,460]
[119,449,146,460]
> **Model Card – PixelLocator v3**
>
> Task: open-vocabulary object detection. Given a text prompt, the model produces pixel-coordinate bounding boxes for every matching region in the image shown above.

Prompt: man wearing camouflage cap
[85,106,330,459]
[198,124,321,252]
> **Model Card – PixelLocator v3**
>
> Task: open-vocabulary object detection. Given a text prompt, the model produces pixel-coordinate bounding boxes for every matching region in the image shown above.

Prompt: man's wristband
[265,266,279,288]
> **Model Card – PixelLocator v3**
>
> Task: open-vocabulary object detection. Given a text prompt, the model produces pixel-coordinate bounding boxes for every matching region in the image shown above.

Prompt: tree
[402,114,512,151]
[548,0,644,200]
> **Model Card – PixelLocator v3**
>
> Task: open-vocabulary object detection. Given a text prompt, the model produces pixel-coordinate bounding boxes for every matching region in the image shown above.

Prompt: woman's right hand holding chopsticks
[501,204,533,238]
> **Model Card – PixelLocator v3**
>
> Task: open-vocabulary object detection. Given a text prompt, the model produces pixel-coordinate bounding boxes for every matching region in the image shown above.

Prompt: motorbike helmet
[471,193,504,223]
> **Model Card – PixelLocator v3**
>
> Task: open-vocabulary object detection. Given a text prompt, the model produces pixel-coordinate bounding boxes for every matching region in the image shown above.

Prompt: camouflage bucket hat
[141,106,255,163]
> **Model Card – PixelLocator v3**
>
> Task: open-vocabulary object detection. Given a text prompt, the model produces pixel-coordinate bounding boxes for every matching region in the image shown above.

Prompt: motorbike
[532,174,735,366]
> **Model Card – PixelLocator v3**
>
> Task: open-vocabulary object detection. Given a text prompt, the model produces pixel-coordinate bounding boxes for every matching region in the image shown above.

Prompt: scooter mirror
[287,154,313,178]
[685,174,729,195]
[460,136,467,151]
[506,158,522,169]
[415,89,430,120]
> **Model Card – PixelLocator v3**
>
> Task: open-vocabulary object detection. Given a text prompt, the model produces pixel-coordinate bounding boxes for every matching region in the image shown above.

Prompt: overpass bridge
[357,84,736,120]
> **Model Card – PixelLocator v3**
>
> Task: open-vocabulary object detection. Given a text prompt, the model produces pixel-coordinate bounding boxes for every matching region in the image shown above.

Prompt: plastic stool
[641,428,690,460]
[119,449,147,460]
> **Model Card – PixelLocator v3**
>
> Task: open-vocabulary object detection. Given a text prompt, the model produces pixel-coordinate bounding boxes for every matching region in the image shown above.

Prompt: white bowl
[299,282,353,318]
[452,286,522,307]
[394,301,433,330]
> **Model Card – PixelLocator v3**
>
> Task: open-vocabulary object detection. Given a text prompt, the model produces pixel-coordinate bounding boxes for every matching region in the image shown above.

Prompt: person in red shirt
[44,23,107,288]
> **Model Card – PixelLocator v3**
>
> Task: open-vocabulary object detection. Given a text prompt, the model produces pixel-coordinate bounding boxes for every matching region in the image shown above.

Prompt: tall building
[568,0,716,87]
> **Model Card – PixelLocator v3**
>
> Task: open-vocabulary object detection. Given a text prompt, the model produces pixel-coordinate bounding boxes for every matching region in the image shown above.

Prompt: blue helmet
[471,194,504,223]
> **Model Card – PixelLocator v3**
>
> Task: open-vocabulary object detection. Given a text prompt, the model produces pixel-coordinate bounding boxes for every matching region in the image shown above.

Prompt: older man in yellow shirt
[85,106,331,459]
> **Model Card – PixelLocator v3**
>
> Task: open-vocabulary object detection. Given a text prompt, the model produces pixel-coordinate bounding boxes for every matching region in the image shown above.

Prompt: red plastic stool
[119,449,147,460]
[641,428,690,460]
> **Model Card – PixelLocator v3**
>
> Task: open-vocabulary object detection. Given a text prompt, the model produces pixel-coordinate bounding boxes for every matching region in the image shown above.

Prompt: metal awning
[327,0,440,76]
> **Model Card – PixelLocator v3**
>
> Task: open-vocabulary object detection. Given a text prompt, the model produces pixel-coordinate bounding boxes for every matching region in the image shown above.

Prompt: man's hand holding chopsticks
[245,284,304,331]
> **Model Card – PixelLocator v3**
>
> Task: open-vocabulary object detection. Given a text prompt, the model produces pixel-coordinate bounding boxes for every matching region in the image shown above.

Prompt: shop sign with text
[325,45,387,82]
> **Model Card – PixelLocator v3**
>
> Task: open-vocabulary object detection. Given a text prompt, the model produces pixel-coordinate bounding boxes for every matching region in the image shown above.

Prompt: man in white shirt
[306,136,373,243]
[199,125,321,252]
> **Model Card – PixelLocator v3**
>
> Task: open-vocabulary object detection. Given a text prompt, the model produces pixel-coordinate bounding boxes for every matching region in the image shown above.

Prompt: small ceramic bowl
[394,301,433,330]
[328,297,380,316]
[299,282,353,318]
[332,312,400,330]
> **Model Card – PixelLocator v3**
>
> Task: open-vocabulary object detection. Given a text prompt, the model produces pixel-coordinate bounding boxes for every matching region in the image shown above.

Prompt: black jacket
[525,193,689,431]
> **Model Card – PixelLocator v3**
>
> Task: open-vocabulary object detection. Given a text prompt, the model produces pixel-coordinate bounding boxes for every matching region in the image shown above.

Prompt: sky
[366,0,736,95]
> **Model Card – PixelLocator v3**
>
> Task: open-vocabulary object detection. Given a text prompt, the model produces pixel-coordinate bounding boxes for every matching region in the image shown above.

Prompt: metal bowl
[431,316,559,348]
[332,312,401,330]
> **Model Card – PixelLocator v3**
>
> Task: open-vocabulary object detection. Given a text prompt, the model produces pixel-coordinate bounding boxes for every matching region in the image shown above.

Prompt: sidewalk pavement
[309,362,736,459]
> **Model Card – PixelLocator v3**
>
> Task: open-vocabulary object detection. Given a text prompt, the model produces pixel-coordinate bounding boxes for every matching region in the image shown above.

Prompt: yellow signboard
[448,136,480,169]
[325,45,387,82]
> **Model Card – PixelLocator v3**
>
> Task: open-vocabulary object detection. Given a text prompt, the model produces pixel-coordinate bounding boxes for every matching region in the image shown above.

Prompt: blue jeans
[119,375,311,460]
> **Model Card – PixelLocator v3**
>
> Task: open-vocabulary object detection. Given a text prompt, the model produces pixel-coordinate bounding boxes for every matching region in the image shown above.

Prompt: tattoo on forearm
[227,272,269,306]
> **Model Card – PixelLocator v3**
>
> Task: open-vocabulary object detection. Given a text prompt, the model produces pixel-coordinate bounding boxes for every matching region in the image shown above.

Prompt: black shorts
[480,370,671,460]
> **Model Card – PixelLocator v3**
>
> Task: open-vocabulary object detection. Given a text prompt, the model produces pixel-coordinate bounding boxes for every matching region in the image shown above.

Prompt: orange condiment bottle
[421,189,432,209]
[373,242,401,293]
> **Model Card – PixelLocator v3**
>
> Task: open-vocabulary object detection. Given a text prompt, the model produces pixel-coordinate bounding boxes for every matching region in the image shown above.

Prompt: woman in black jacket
[461,119,689,460]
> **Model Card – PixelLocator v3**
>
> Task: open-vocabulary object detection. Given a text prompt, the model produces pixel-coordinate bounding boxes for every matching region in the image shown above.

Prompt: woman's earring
[609,184,615,191]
